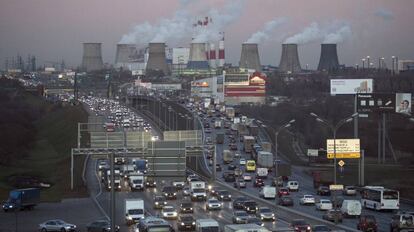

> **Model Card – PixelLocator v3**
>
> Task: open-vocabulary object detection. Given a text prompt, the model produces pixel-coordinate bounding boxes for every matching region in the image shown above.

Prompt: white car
[206,198,222,210]
[316,199,333,211]
[343,186,357,196]
[242,174,252,181]
[162,205,178,219]
[38,220,77,232]
[239,158,246,165]
[299,195,316,205]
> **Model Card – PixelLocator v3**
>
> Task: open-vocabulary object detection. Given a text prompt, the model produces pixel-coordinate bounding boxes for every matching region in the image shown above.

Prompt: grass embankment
[0,90,88,202]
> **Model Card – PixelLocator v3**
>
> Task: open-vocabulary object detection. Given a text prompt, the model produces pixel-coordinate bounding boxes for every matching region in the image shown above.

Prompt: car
[187,174,199,183]
[316,199,333,211]
[299,195,316,205]
[216,164,222,172]
[180,202,193,213]
[271,177,284,187]
[216,190,232,201]
[254,178,265,187]
[182,186,191,196]
[242,173,252,181]
[172,180,185,189]
[343,186,357,196]
[162,186,178,199]
[232,210,250,224]
[239,158,247,165]
[206,198,222,210]
[234,180,247,188]
[38,220,77,232]
[223,172,236,182]
[278,187,290,197]
[229,143,238,150]
[243,200,257,214]
[312,225,332,232]
[205,128,212,133]
[98,160,109,170]
[233,196,249,210]
[246,217,264,227]
[145,178,156,187]
[228,164,237,170]
[322,209,343,223]
[317,186,331,196]
[256,207,276,221]
[278,196,294,206]
[290,219,312,232]
[86,220,120,232]
[357,215,377,232]
[390,213,414,232]
[177,215,196,231]
[153,195,168,209]
[162,205,178,219]
[234,168,242,177]
[209,186,221,196]
[331,196,344,208]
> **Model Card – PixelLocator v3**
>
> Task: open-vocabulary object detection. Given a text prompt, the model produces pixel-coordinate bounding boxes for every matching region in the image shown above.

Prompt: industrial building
[239,43,261,72]
[279,43,301,73]
[146,43,170,75]
[397,60,414,74]
[82,43,104,72]
[317,44,340,72]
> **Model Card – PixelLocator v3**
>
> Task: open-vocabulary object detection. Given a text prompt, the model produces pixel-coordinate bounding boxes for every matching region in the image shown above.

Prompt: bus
[361,186,399,211]
[136,217,174,232]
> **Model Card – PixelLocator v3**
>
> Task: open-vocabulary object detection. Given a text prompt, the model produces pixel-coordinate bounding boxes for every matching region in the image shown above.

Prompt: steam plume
[246,17,287,43]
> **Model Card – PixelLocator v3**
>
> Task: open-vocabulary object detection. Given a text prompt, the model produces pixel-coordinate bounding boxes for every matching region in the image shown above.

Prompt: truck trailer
[2,188,40,212]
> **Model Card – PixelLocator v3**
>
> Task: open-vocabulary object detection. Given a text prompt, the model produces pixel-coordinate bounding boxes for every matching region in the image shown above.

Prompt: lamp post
[362,59,366,70]
[391,56,395,75]
[366,56,370,70]
[274,119,295,178]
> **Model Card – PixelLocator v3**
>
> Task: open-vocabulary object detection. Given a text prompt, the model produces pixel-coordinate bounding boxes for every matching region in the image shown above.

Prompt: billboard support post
[382,113,386,164]
[378,115,381,164]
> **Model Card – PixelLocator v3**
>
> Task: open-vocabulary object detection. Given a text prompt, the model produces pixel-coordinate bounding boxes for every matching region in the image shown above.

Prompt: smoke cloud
[284,22,323,44]
[323,25,352,43]
[375,8,395,21]
[285,22,352,44]
[246,17,287,43]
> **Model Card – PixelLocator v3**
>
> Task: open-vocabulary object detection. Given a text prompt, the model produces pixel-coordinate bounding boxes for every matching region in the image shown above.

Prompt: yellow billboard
[326,139,360,159]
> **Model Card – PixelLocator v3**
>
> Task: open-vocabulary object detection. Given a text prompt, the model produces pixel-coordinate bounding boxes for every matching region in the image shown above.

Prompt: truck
[133,159,148,174]
[276,163,292,181]
[190,181,207,201]
[248,125,259,137]
[259,186,276,199]
[196,219,219,232]
[129,175,145,190]
[257,151,273,170]
[125,199,145,225]
[243,136,255,153]
[261,142,272,152]
[223,150,234,164]
[238,124,249,136]
[216,133,224,144]
[214,120,222,129]
[121,164,135,178]
[224,224,270,232]
[2,188,40,212]
[225,107,235,119]
[312,170,334,188]
[256,167,268,179]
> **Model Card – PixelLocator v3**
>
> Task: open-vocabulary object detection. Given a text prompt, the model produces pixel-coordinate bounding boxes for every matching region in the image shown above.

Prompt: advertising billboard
[330,79,373,95]
[326,139,360,159]
[357,93,395,113]
[395,93,412,115]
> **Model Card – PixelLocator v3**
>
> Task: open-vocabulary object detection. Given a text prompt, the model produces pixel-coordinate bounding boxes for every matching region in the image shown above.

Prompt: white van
[286,181,299,192]
[340,200,362,217]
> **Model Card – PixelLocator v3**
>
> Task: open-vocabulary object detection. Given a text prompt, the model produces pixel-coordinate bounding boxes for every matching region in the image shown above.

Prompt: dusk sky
[1,0,413,69]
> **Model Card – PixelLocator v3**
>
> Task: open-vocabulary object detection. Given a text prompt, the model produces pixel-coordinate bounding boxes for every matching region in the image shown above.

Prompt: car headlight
[155,202,159,205]
[307,226,311,230]
[181,223,185,226]
[173,193,176,195]
[192,222,195,225]
[271,213,275,217]
[164,202,167,205]
[220,195,224,198]
[228,195,231,198]
[190,208,193,210]
[127,216,132,220]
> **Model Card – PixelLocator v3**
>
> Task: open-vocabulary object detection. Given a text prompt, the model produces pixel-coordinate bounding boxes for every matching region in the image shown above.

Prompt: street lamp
[366,56,370,69]
[309,112,358,185]
[362,59,366,70]
[274,119,295,178]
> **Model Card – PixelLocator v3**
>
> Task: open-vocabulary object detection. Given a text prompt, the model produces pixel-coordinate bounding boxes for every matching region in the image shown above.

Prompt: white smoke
[284,22,323,44]
[285,22,352,44]
[323,25,352,43]
[375,8,395,21]
[246,17,287,43]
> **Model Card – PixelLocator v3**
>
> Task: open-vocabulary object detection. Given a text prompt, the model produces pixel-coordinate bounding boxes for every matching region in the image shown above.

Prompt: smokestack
[239,43,261,71]
[209,43,216,68]
[146,42,170,75]
[187,42,209,69]
[115,44,136,69]
[279,43,301,73]
[317,44,339,72]
[218,32,225,67]
[82,43,103,71]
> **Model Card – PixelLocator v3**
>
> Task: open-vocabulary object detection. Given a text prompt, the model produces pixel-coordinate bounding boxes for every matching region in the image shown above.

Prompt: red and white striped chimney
[209,43,216,68]
[218,32,225,67]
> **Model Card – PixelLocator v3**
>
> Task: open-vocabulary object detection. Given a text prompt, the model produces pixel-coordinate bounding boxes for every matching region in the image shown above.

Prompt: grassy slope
[0,96,88,201]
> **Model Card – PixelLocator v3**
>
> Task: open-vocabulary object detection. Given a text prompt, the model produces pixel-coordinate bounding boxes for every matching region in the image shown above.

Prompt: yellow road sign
[338,160,345,167]
[327,152,360,159]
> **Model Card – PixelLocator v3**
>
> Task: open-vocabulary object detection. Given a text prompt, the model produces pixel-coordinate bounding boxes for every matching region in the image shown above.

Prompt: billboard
[357,93,395,113]
[330,79,373,95]
[326,139,360,159]
[307,149,319,157]
[395,93,412,115]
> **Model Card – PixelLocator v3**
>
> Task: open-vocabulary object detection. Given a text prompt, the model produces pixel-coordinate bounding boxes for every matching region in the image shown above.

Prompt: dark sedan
[317,186,331,196]
[290,219,311,232]
[86,220,119,232]
[180,202,193,213]
[177,215,195,231]
[233,196,249,210]
[254,178,265,187]
[322,209,343,223]
[217,190,232,201]
[278,196,294,206]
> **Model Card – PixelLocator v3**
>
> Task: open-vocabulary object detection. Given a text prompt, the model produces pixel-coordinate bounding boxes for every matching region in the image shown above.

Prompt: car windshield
[181,203,192,207]
[383,190,399,199]
[220,191,229,195]
[163,207,175,212]
[293,220,307,225]
[260,208,271,213]
[235,211,248,216]
[128,209,143,214]
[155,196,165,201]
[209,200,219,203]
[313,226,330,231]
[55,220,65,225]
[244,201,256,207]
[364,216,376,222]
[133,180,142,183]
[148,227,171,232]
[194,189,205,193]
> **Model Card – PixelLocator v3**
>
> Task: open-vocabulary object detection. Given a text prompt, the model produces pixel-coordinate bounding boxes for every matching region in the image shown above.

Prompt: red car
[254,178,265,187]
[357,215,377,232]
[278,187,290,197]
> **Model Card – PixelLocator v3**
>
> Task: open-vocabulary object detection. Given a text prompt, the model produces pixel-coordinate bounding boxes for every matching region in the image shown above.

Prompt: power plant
[146,42,170,75]
[187,42,209,69]
[115,44,137,66]
[317,43,340,72]
[82,43,103,72]
[279,43,301,73]
[239,43,261,71]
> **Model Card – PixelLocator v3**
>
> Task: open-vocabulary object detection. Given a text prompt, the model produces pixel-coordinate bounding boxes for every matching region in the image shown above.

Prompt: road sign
[338,160,345,167]
[329,184,344,191]
[307,149,319,157]
[327,139,360,159]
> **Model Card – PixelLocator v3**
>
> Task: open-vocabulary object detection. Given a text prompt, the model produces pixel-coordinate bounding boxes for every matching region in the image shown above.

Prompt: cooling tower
[239,43,261,71]
[146,43,169,75]
[187,42,209,69]
[115,44,137,64]
[279,44,301,73]
[317,44,340,72]
[82,43,103,72]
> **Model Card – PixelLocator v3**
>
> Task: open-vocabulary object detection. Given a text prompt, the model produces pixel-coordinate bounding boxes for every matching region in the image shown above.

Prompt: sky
[1,0,413,70]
